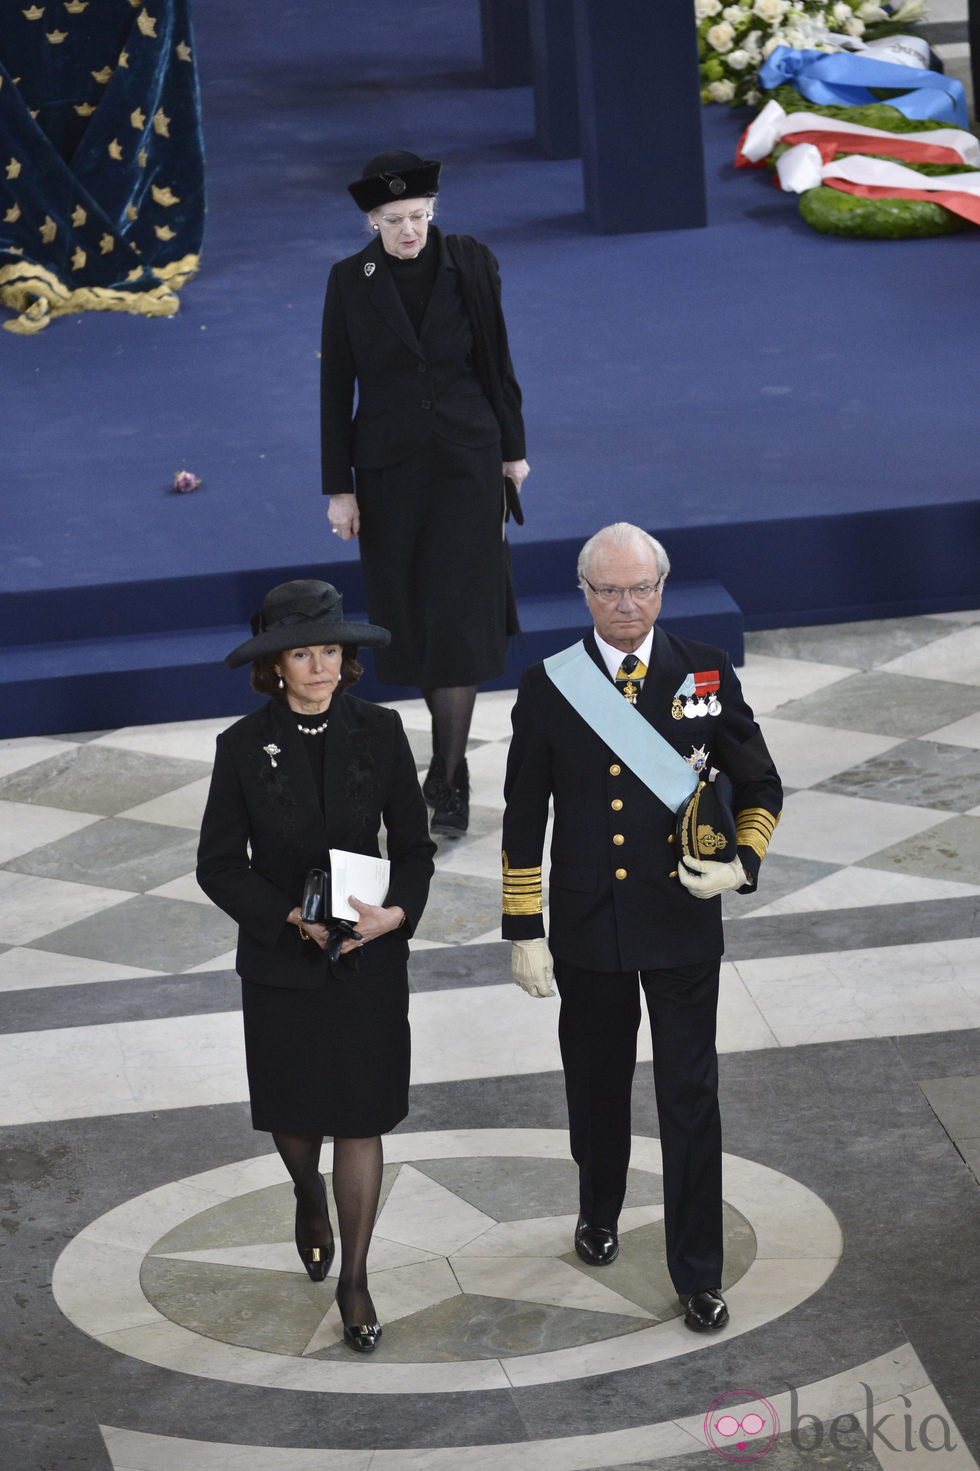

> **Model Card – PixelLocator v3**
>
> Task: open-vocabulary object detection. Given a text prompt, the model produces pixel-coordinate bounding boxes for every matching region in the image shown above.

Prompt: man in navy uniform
[501,522,782,1331]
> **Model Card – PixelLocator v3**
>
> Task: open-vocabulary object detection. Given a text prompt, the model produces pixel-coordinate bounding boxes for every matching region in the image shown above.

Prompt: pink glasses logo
[704,1391,780,1462]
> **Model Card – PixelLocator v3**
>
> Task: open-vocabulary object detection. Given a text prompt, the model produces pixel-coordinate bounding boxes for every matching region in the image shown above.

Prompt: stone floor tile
[90,716,239,763]
[0,737,80,780]
[29,893,238,971]
[117,777,213,830]
[746,866,980,919]
[746,616,958,671]
[753,718,900,790]
[0,870,130,945]
[922,710,980,750]
[0,799,101,862]
[414,871,502,945]
[147,872,212,905]
[857,814,980,884]
[770,671,980,738]
[0,946,159,993]
[0,744,212,816]
[6,817,200,893]
[918,1074,980,1138]
[772,790,951,866]
[734,653,854,715]
[877,625,980,685]
[814,739,980,812]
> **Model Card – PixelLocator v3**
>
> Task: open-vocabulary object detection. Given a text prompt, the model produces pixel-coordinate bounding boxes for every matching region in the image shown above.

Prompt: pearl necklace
[295,716,329,735]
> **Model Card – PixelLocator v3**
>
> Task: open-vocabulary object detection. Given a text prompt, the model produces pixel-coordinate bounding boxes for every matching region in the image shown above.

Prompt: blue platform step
[0,580,742,739]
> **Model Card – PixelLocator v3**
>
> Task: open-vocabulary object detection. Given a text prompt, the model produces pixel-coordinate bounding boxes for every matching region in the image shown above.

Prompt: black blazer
[501,630,782,973]
[320,227,525,497]
[197,693,435,989]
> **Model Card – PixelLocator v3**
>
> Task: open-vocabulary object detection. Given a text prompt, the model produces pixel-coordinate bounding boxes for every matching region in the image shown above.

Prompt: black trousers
[554,957,723,1296]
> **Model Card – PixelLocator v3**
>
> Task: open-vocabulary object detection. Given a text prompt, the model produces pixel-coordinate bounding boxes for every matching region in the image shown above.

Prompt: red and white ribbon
[775,144,980,225]
[738,99,980,169]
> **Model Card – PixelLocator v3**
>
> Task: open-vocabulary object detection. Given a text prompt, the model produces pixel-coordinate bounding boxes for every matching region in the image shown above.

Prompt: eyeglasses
[582,577,663,604]
[378,210,431,228]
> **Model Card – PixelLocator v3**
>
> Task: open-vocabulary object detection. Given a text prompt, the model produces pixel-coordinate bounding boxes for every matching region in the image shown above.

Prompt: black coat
[197,693,435,990]
[320,227,525,498]
[501,630,783,973]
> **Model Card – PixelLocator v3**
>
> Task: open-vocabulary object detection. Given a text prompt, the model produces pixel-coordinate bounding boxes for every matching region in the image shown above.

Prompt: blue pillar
[480,0,533,88]
[529,0,580,159]
[573,0,707,234]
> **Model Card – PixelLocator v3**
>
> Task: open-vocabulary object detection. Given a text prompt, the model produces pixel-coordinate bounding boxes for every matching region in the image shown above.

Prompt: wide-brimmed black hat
[225,581,390,669]
[348,150,441,211]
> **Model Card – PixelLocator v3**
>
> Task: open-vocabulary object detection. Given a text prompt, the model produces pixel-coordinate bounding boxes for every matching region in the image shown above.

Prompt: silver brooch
[263,743,281,768]
[364,261,375,277]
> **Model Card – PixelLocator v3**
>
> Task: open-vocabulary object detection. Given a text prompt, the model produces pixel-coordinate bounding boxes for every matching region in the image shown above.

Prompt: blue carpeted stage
[2,0,978,737]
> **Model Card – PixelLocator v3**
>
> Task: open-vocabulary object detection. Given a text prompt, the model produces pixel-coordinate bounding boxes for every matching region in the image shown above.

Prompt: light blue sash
[544,642,698,813]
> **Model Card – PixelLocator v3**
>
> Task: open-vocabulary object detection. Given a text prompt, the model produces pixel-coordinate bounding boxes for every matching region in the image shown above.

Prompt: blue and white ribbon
[758,47,968,128]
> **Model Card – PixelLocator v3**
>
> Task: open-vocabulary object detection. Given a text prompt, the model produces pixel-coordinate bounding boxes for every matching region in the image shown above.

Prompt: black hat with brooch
[348,150,441,211]
[225,580,390,668]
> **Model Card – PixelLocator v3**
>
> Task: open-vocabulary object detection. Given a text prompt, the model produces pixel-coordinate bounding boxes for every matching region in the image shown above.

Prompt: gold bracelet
[298,923,311,942]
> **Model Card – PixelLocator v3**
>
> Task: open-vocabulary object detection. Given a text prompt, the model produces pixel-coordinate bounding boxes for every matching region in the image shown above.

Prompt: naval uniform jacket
[319,227,525,499]
[197,694,435,990]
[501,630,782,974]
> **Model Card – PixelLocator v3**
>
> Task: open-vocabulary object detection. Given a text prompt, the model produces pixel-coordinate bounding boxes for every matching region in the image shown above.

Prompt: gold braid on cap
[502,850,543,916]
[735,808,780,862]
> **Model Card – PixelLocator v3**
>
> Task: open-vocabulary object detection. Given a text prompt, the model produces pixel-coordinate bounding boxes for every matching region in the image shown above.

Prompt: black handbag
[300,867,361,962]
[300,867,330,925]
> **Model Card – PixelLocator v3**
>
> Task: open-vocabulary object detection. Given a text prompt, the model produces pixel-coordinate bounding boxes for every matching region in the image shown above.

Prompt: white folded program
[741,98,980,167]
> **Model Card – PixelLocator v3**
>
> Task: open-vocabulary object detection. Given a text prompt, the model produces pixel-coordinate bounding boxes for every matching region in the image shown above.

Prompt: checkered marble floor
[3,610,980,1470]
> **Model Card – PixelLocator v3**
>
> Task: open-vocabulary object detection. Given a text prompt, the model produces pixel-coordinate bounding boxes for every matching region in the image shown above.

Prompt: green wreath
[764,85,976,238]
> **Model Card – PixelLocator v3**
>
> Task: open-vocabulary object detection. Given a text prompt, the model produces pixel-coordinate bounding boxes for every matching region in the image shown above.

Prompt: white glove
[678,855,747,899]
[511,938,555,997]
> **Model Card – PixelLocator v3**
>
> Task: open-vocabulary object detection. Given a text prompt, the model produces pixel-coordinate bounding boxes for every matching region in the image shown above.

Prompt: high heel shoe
[294,1174,334,1283]
[342,1321,382,1354]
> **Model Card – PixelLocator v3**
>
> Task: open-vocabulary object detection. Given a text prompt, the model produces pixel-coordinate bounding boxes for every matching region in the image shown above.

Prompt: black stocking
[332,1134,383,1327]
[421,684,477,781]
[272,1131,332,1248]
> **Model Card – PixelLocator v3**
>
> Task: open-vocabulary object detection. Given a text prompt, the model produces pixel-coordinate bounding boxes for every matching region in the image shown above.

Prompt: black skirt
[241,965,410,1137]
[356,435,518,688]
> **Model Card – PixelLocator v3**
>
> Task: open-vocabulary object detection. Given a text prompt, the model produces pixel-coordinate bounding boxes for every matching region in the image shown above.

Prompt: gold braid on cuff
[735,808,780,862]
[502,850,543,916]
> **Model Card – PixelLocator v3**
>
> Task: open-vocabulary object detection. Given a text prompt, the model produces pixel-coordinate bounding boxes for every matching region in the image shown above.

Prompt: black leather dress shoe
[343,1322,382,1354]
[680,1288,729,1331]
[574,1216,619,1266]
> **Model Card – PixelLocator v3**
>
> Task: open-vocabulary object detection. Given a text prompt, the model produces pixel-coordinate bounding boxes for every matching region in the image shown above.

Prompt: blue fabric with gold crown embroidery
[0,0,204,333]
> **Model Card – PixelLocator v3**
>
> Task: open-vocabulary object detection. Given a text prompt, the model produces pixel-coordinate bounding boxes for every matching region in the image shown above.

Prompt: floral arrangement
[697,0,927,107]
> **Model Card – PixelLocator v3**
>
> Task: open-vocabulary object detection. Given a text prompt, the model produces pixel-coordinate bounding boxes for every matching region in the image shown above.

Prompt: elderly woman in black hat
[197,580,435,1354]
[320,149,529,836]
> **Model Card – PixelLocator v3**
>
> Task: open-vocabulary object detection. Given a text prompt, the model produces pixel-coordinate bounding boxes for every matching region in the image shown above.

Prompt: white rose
[856,1,888,17]
[752,0,787,21]
[727,48,751,69]
[832,1,851,20]
[706,20,736,50]
[844,14,865,33]
[708,78,737,101]
[745,88,762,105]
[762,32,784,56]
[722,5,744,21]
[695,0,723,19]
[889,0,924,19]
